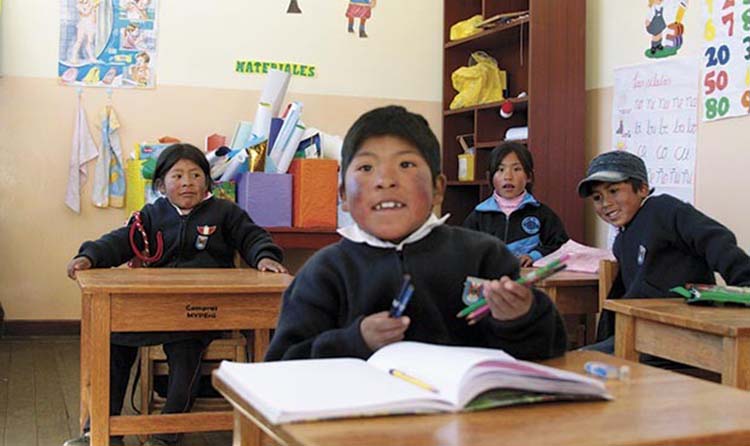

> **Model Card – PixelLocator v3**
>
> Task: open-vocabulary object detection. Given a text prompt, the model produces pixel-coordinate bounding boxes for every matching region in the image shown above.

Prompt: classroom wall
[0,1,442,320]
[585,0,750,252]
[5,2,749,322]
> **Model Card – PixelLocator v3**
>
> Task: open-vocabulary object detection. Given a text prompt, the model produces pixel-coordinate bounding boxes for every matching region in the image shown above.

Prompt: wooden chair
[139,331,248,414]
[598,259,618,311]
[594,259,619,340]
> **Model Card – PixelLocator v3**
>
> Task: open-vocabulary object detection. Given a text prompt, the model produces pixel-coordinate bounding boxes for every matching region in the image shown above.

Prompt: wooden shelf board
[444,16,530,49]
[446,180,485,187]
[444,97,529,116]
[265,227,340,250]
[475,139,527,149]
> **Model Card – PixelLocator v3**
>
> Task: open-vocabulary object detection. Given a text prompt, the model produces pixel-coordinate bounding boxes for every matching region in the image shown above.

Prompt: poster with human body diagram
[58,0,158,88]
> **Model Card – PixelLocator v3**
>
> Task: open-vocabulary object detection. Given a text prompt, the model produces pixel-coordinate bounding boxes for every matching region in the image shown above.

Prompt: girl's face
[340,135,445,243]
[492,152,530,199]
[158,158,208,211]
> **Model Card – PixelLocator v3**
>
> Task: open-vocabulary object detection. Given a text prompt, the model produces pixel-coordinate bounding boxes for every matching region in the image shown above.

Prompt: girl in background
[463,142,568,267]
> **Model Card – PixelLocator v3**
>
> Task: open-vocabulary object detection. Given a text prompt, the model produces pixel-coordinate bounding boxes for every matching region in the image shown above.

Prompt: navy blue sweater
[75,196,283,346]
[598,194,750,340]
[265,225,567,361]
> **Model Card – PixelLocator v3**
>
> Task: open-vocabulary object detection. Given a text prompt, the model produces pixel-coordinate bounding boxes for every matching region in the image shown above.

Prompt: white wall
[585,0,750,252]
[0,0,443,320]
[1,0,442,100]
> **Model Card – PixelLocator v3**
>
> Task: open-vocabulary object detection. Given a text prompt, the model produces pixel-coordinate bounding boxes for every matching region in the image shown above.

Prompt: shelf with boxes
[441,0,585,241]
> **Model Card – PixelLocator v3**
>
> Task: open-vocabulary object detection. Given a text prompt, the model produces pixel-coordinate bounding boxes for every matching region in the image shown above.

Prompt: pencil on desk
[389,368,439,393]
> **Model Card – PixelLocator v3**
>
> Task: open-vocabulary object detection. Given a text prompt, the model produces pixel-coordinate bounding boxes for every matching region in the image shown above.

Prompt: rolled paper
[248,141,268,172]
[229,121,253,150]
[251,102,273,140]
[205,146,231,167]
[219,149,249,182]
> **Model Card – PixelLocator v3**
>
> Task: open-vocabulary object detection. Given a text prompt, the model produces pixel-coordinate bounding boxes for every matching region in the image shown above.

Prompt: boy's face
[158,158,209,211]
[492,151,530,199]
[340,135,445,243]
[590,181,649,228]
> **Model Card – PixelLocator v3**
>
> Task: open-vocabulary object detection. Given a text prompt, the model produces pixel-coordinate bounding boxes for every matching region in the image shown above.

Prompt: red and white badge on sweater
[195,225,216,250]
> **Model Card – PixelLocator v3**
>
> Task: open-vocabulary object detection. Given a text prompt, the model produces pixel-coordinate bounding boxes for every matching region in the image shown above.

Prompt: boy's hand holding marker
[458,255,570,325]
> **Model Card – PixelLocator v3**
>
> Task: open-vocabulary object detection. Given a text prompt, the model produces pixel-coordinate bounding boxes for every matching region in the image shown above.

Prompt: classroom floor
[0,336,232,446]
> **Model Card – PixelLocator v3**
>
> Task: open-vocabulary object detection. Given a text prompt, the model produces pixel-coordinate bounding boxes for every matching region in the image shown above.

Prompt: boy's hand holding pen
[360,274,413,352]
[457,255,570,325]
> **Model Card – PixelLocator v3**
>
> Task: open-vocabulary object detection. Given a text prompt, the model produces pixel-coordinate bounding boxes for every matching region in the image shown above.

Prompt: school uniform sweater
[265,225,567,361]
[462,193,568,261]
[597,194,750,340]
[75,196,283,346]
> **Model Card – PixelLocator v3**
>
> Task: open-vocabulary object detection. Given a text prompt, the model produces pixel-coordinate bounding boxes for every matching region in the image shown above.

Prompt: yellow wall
[0,1,442,320]
[585,0,750,251]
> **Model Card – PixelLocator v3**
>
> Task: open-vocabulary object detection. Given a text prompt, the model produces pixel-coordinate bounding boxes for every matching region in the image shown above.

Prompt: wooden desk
[604,298,750,390]
[267,227,340,250]
[213,350,750,446]
[76,268,292,446]
[522,268,600,346]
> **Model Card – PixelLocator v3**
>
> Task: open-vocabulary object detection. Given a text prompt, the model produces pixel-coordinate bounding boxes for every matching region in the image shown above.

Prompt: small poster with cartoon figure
[645,0,689,59]
[58,0,158,88]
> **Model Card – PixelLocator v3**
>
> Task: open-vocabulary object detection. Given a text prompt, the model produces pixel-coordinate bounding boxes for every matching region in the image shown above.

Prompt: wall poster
[612,58,699,204]
[701,0,750,120]
[58,0,158,88]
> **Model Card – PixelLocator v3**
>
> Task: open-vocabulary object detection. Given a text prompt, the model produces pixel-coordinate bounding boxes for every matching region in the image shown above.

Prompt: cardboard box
[236,173,292,227]
[289,159,338,228]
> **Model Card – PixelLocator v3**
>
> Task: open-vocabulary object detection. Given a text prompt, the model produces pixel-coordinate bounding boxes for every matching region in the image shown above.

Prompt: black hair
[340,105,441,183]
[151,143,211,192]
[488,141,534,193]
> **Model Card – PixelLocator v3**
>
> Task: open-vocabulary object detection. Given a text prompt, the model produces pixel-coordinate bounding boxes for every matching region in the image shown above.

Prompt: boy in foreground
[265,106,566,361]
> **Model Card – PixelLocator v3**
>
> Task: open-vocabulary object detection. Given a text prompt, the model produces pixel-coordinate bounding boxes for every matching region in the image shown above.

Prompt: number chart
[702,0,750,120]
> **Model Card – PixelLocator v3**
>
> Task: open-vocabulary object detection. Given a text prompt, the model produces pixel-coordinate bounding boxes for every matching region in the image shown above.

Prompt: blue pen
[389,274,414,318]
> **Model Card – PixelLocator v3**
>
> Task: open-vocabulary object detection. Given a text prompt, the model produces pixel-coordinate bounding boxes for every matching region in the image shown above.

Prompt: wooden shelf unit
[441,0,585,242]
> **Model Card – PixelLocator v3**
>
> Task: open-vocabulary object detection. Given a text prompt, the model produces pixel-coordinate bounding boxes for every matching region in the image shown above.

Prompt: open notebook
[214,341,610,424]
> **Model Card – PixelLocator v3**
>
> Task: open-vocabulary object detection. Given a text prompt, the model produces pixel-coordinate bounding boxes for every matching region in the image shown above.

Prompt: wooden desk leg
[253,329,271,363]
[585,314,598,345]
[233,409,261,446]
[722,336,750,390]
[80,292,92,431]
[613,313,639,362]
[543,287,558,305]
[90,292,112,446]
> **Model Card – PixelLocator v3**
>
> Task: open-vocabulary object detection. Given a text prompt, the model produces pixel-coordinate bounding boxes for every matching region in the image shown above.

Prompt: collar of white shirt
[337,213,450,251]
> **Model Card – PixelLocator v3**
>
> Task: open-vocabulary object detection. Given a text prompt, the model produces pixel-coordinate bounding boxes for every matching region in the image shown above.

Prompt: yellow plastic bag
[449,14,483,41]
[450,51,507,110]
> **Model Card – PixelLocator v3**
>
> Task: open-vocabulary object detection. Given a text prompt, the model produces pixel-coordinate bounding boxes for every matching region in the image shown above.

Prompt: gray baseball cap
[577,150,649,197]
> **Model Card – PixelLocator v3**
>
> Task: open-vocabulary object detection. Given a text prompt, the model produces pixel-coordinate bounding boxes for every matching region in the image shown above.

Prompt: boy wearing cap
[265,105,567,361]
[578,150,750,352]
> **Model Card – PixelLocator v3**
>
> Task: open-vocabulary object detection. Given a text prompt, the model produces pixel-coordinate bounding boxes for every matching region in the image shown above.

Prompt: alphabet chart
[612,59,698,203]
[701,0,750,121]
